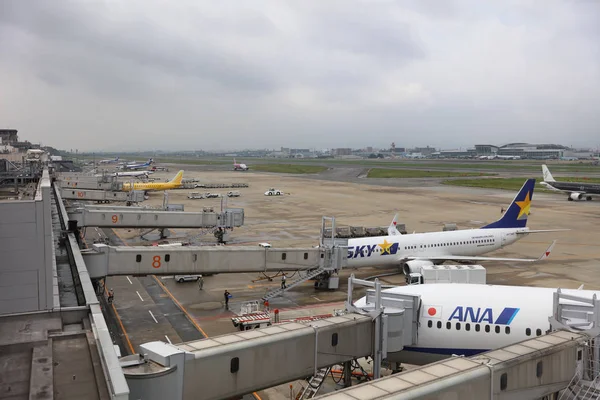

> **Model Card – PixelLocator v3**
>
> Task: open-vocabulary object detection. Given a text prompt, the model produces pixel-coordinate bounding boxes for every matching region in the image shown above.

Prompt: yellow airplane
[122,170,184,192]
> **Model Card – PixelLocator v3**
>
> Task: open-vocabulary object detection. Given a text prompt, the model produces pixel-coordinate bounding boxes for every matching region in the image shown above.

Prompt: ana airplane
[541,164,600,201]
[353,282,592,365]
[122,170,184,192]
[98,156,119,164]
[346,179,561,276]
[123,158,154,170]
[233,158,249,171]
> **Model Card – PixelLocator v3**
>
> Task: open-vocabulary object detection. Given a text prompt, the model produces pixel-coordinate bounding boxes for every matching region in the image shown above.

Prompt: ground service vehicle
[264,188,283,196]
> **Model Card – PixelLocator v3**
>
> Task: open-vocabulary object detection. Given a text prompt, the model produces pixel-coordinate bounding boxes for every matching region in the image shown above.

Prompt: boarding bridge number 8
[152,256,161,268]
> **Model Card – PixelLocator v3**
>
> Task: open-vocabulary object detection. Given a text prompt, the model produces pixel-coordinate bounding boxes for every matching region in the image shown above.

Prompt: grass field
[250,164,328,174]
[442,177,600,191]
[367,168,495,179]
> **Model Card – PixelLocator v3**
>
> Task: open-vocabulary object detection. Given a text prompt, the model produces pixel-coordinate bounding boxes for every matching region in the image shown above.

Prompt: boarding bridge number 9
[111,215,118,223]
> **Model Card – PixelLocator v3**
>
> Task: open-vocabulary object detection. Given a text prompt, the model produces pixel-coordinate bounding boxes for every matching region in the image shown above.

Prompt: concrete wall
[0,171,53,314]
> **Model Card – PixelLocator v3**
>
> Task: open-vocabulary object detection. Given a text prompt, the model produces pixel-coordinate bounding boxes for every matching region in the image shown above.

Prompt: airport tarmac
[98,166,600,399]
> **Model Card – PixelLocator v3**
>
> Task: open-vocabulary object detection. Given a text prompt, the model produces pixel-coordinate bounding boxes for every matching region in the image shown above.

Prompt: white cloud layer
[0,0,599,151]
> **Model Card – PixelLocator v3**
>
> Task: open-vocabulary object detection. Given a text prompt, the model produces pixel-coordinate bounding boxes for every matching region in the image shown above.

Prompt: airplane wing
[406,240,557,263]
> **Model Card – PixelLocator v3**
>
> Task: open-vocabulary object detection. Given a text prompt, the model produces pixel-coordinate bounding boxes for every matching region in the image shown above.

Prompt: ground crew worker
[108,289,114,304]
[224,290,231,309]
[281,273,287,289]
[198,275,204,290]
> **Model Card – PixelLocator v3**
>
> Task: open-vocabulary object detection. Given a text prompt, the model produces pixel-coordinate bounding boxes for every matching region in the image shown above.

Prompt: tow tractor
[231,300,334,331]
[264,188,284,196]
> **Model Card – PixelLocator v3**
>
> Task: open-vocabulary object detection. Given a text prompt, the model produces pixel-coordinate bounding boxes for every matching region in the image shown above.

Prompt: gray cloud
[0,0,599,151]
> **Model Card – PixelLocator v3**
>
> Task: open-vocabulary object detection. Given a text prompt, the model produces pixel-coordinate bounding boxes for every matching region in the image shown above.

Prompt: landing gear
[587,196,593,201]
[568,197,574,201]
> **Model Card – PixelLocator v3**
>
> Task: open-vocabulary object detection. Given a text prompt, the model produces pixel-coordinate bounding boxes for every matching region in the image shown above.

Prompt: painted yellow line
[104,286,135,354]
[152,275,209,338]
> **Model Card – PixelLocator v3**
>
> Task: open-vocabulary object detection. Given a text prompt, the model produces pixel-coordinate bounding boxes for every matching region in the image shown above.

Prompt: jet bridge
[81,243,346,279]
[67,204,245,229]
[122,314,374,400]
[117,275,422,400]
[60,187,146,203]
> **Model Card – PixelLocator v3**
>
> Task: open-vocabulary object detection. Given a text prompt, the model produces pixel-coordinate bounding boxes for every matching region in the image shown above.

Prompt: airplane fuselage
[354,283,594,365]
[542,181,600,196]
[346,228,527,268]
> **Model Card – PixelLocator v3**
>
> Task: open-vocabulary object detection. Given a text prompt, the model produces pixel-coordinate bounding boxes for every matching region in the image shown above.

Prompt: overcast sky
[1,1,599,152]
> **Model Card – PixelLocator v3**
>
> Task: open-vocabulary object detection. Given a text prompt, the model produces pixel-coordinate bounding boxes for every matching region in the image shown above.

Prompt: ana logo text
[448,306,520,325]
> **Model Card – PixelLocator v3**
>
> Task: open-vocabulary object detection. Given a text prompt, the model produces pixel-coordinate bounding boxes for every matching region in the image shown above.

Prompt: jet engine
[402,260,434,275]
[569,192,584,201]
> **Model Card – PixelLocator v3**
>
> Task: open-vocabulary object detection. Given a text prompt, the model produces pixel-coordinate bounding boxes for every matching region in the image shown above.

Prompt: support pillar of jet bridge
[67,206,244,229]
[81,243,347,278]
[60,187,146,203]
[121,313,374,400]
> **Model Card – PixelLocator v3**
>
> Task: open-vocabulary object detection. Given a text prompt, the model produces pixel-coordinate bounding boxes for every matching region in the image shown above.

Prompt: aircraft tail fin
[482,179,535,229]
[169,170,184,185]
[542,165,555,182]
[387,213,402,236]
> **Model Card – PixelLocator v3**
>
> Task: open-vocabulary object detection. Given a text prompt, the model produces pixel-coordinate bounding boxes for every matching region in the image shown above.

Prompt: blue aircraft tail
[481,179,535,229]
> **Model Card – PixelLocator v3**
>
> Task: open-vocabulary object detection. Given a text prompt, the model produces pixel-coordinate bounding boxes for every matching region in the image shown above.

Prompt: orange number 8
[111,215,118,223]
[152,255,161,269]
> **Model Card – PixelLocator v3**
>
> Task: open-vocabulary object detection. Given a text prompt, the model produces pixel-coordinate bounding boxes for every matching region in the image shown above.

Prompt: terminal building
[434,143,592,159]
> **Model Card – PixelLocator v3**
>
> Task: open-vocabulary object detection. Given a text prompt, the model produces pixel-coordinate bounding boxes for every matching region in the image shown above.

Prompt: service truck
[406,264,486,285]
[227,190,241,197]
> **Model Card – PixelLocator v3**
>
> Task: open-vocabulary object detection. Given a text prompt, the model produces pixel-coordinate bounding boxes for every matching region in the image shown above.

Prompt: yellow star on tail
[515,192,531,219]
[378,239,393,255]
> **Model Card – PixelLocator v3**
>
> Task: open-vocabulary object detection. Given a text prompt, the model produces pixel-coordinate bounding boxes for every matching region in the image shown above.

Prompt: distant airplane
[122,170,184,192]
[98,156,119,164]
[95,170,153,179]
[233,158,249,171]
[541,164,600,201]
[123,158,154,170]
[345,179,561,276]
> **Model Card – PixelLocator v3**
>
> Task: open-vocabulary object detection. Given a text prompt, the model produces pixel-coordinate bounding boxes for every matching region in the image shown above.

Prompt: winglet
[577,284,585,290]
[538,240,557,261]
[387,213,402,236]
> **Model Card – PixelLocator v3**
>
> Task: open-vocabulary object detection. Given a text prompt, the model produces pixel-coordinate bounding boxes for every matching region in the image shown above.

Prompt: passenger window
[505,326,510,334]
[526,328,531,336]
[466,323,471,331]
[437,321,442,329]
[485,325,490,333]
[136,254,142,262]
[304,253,308,260]
[456,322,461,330]
[428,320,433,328]
[536,361,543,378]
[495,326,500,334]
[446,322,451,330]
[193,254,197,262]
[282,253,287,261]
[536,329,542,336]
[331,333,338,347]
[165,254,170,262]
[475,324,480,332]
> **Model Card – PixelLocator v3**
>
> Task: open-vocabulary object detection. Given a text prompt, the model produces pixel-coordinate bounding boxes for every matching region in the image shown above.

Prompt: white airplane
[233,158,249,171]
[353,282,593,365]
[123,158,154,170]
[98,156,119,164]
[345,179,562,276]
[95,170,153,179]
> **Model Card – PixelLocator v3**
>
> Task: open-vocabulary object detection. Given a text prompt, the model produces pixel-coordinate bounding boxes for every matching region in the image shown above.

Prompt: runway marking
[136,291,144,301]
[126,276,133,285]
[165,335,172,344]
[149,310,158,324]
[312,296,323,302]
[152,275,209,338]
